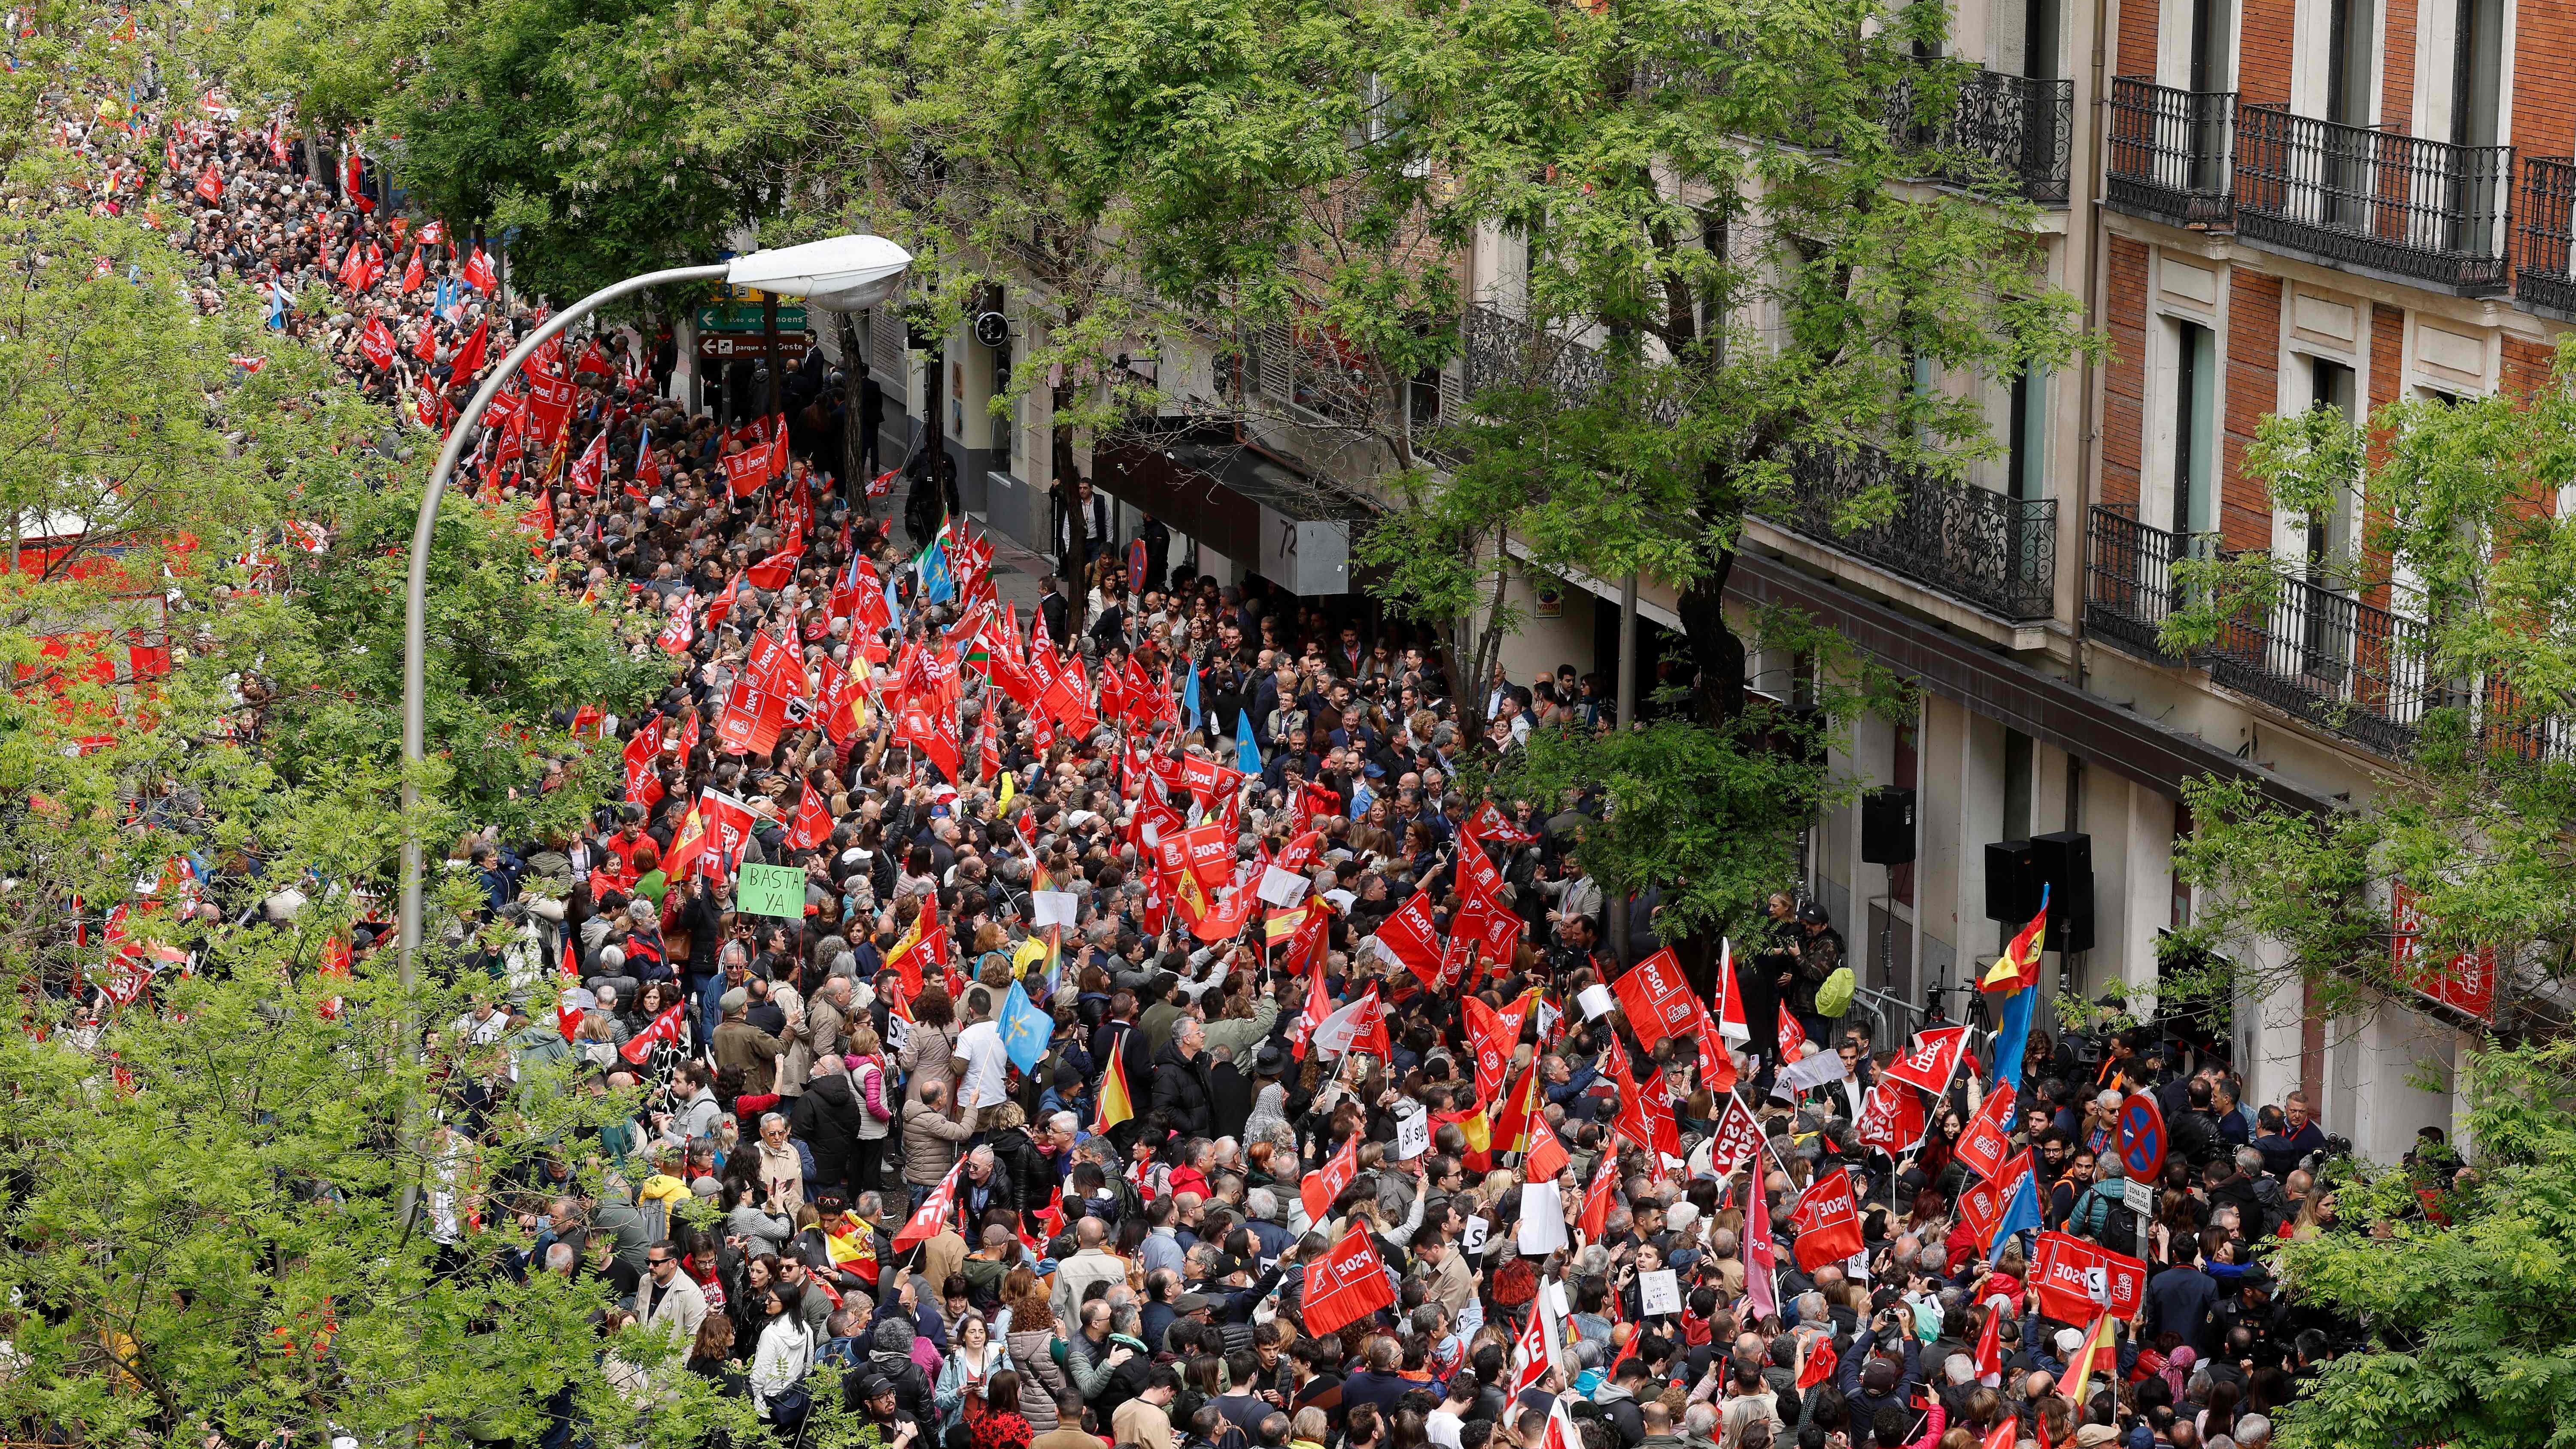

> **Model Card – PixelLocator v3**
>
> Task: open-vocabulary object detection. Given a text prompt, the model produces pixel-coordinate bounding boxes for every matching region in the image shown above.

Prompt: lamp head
[725,235,912,311]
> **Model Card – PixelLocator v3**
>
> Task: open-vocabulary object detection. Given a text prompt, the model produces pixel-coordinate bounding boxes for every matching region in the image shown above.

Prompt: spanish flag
[1093,1045,1136,1135]
[2060,1311,2117,1406]
[1487,1060,1543,1157]
[1983,883,2050,991]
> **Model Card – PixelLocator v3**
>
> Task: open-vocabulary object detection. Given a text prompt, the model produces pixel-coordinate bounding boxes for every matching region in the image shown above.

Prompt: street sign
[697,333,813,363]
[2118,1090,2168,1184]
[696,303,808,333]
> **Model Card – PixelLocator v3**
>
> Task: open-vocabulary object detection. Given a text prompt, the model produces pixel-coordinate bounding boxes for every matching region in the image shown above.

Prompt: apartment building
[816,0,2561,1162]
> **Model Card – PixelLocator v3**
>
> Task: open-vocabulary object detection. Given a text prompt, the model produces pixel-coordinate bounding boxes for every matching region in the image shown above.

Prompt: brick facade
[2221,272,2284,548]
[2515,0,2576,152]
[2382,0,2418,130]
[2103,238,2152,510]
[2238,0,2297,105]
[2117,0,2158,76]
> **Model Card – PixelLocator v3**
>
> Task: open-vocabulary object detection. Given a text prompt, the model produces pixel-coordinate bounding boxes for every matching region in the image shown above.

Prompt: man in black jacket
[790,1058,869,1205]
[1150,1018,1218,1139]
[991,1115,1063,1231]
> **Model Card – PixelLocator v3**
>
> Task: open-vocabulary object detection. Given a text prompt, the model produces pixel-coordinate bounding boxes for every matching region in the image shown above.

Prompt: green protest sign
[736,862,808,919]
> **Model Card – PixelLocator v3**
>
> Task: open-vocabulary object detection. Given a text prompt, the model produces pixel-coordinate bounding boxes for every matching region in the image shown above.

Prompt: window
[1407,367,1441,441]
[2187,0,2232,91]
[2451,0,2503,149]
[2007,365,2050,501]
[2306,357,2356,578]
[2324,0,2374,125]
[2023,0,2062,79]
[2169,319,2218,536]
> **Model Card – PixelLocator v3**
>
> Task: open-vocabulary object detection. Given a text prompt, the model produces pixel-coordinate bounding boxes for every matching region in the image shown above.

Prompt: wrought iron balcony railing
[1885,65,2075,205]
[2105,79,2236,227]
[2083,502,2194,658]
[2233,105,2512,293]
[1762,448,2057,620]
[2085,504,2436,758]
[2515,155,2576,319]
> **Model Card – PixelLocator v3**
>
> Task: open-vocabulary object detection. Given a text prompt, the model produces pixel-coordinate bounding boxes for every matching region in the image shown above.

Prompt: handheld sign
[736,862,807,919]
[1637,1269,1682,1316]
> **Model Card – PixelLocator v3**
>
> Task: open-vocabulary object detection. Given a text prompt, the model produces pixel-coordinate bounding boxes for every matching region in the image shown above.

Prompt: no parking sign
[2119,1090,2168,1183]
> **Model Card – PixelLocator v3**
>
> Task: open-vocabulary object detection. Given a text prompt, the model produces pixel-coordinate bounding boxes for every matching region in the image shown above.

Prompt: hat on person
[2055,1327,2085,1357]
[857,1375,894,1401]
[1174,1293,1211,1315]
[720,987,749,1014]
[2072,1428,2121,1447]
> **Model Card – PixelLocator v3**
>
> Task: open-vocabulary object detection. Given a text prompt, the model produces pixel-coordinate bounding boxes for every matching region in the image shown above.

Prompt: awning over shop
[1094,428,1367,596]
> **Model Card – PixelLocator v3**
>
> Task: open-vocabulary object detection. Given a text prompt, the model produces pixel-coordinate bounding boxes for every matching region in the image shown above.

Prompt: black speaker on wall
[1861,787,1918,864]
[1985,839,2038,922]
[2029,829,2096,954]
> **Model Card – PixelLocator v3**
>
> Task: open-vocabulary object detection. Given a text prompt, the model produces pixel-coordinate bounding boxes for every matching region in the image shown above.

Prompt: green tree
[2266,1042,2576,1449]
[2162,338,2576,1027]
[0,27,720,1440]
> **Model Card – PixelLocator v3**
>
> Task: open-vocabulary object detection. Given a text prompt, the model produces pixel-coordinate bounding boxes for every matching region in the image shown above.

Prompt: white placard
[1394,1109,1431,1159]
[1258,865,1310,908]
[1032,890,1079,929]
[1844,1249,1871,1280]
[1637,1268,1682,1317]
[1771,1049,1851,1099]
[1517,1181,1569,1254]
[1460,1216,1491,1255]
[2122,1178,2156,1215]
[1577,984,1615,1021]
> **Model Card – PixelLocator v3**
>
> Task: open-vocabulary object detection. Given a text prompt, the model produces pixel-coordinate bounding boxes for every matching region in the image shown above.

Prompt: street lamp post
[396,235,910,984]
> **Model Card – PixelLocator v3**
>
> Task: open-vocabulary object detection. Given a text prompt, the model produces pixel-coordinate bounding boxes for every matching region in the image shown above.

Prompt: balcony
[1763,449,2057,620]
[2105,79,2235,228]
[1928,68,2075,205]
[2086,504,2434,758]
[2516,156,2576,319]
[2233,106,2512,294]
[2083,502,2192,658]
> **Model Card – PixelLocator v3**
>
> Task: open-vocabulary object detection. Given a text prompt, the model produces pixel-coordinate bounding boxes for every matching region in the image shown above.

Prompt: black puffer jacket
[990,1124,1059,1226]
[1148,1039,1217,1139]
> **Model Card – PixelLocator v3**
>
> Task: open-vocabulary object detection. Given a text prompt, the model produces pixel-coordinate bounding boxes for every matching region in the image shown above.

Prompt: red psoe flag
[1523,1113,1571,1182]
[1302,1130,1363,1226]
[1299,1224,1396,1337]
[788,780,833,852]
[619,1002,687,1064]
[1373,886,1445,990]
[1954,1081,2017,1182]
[462,246,498,295]
[1884,1023,1975,1095]
[1789,1169,1865,1272]
[893,1159,969,1251]
[1611,947,1699,1048]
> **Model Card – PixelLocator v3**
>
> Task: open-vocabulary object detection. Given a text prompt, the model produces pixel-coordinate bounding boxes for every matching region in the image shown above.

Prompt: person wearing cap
[712,986,787,1096]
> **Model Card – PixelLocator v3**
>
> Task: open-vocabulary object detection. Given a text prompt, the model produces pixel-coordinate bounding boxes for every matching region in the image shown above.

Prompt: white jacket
[750,1316,813,1408]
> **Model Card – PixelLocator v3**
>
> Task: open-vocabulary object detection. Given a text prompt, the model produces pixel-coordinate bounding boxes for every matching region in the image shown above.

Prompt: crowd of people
[45,34,2405,1449]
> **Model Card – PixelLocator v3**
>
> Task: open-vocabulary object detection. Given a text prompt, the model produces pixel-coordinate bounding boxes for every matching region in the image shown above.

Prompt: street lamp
[395,234,911,979]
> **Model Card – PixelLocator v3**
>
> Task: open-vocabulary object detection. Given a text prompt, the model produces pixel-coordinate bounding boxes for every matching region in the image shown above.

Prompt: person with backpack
[2068,1153,2141,1253]
[848,1024,898,1197]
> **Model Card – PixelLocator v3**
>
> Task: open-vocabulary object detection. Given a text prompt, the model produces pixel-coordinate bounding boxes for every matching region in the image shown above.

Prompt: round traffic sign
[2119,1090,2167,1183]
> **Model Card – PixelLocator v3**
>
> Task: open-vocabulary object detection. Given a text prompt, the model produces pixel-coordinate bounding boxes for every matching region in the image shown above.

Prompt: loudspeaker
[2029,829,2096,954]
[1861,788,1918,865]
[1985,839,2038,922]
